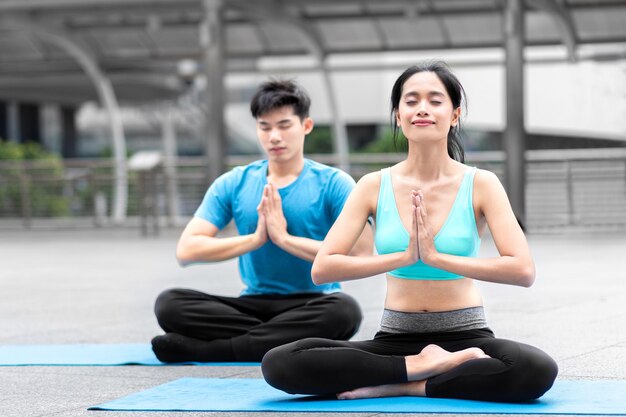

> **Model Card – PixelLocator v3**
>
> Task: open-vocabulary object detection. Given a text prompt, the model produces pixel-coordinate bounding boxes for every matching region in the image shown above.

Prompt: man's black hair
[250,79,311,120]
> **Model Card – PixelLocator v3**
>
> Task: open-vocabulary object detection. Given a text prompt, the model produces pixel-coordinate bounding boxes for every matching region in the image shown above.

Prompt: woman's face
[395,71,460,145]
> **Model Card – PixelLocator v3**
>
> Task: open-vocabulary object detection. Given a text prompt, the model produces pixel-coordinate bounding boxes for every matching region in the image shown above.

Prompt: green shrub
[0,140,70,217]
[304,125,333,154]
[359,127,407,153]
[0,141,24,160]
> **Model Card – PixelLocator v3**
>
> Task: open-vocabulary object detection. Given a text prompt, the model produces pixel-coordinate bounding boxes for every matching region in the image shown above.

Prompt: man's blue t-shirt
[194,159,355,295]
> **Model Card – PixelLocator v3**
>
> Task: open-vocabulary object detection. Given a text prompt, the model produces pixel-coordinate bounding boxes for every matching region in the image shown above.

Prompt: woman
[261,61,558,403]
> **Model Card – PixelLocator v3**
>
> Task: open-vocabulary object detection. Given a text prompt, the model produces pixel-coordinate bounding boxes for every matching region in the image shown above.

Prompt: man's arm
[261,183,373,263]
[271,224,372,263]
[176,212,268,266]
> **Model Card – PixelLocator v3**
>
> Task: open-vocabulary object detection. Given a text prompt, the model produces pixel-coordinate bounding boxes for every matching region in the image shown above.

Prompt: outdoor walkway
[1,227,625,416]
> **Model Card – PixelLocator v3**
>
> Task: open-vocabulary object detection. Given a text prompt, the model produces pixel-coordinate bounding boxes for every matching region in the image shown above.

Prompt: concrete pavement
[1,227,625,416]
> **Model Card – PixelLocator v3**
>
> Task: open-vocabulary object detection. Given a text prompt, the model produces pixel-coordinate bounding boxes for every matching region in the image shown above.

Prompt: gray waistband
[380,306,487,333]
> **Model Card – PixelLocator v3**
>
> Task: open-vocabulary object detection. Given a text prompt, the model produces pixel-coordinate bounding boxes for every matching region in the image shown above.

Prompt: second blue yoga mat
[90,378,626,414]
[0,344,258,366]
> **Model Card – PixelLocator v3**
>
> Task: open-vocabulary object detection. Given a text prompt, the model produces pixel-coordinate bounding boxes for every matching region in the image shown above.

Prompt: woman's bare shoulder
[473,167,502,190]
[472,168,509,212]
[356,170,382,187]
[351,171,383,214]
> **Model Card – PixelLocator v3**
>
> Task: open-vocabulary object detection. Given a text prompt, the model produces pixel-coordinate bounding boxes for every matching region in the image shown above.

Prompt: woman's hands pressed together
[406,190,439,266]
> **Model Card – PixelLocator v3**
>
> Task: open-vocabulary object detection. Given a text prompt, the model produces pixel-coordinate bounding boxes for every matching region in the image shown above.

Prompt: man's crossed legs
[152,288,362,362]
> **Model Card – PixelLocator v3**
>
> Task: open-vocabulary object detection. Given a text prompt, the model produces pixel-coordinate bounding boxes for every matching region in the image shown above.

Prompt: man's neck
[267,156,305,187]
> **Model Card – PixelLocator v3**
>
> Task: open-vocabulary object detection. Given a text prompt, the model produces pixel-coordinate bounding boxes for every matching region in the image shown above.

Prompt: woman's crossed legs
[261,328,558,402]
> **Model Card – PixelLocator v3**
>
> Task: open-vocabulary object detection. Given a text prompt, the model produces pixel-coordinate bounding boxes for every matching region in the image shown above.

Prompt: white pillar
[162,114,180,225]
[201,0,226,184]
[321,66,350,173]
[504,0,526,225]
[7,101,19,142]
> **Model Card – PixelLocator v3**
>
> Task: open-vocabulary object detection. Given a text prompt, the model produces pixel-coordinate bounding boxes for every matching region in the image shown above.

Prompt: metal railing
[1,148,625,231]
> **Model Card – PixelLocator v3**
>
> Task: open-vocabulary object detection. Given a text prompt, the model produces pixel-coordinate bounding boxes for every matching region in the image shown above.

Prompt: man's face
[256,106,313,164]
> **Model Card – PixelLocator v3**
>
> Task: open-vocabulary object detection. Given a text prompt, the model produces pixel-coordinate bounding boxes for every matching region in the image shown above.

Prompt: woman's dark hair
[390,61,466,162]
[250,79,311,120]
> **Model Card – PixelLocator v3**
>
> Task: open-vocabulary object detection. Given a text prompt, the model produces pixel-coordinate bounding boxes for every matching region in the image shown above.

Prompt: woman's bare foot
[337,345,489,400]
[338,381,426,400]
[406,344,490,381]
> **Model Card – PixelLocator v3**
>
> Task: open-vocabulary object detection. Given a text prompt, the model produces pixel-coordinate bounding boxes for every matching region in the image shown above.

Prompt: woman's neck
[402,142,454,181]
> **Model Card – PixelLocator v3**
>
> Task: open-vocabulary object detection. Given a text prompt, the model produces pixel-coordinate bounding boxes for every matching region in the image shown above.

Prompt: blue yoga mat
[89,378,626,414]
[0,344,258,366]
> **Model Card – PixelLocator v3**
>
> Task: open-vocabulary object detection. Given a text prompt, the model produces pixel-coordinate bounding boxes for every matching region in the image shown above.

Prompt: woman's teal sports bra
[374,167,481,280]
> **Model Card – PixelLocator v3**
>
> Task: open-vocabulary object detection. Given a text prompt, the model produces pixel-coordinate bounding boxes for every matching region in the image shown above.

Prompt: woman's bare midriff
[384,275,483,312]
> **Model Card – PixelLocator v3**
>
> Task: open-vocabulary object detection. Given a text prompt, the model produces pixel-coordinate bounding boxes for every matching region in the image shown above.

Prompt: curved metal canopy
[1,0,626,103]
[2,0,626,225]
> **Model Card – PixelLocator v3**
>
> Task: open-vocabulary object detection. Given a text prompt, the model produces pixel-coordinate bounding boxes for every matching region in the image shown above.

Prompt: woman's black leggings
[261,328,558,402]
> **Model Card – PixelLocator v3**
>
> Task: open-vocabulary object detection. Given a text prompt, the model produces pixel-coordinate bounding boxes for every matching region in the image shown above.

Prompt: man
[152,79,372,362]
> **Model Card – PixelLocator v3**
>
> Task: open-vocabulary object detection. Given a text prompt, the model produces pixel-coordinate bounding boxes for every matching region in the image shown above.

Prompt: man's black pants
[152,288,362,362]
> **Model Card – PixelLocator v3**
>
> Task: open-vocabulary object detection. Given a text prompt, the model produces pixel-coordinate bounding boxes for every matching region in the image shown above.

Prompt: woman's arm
[311,173,416,284]
[417,170,535,287]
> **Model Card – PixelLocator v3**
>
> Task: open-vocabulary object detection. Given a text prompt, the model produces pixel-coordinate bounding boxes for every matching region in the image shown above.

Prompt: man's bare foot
[406,344,490,381]
[337,381,426,400]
